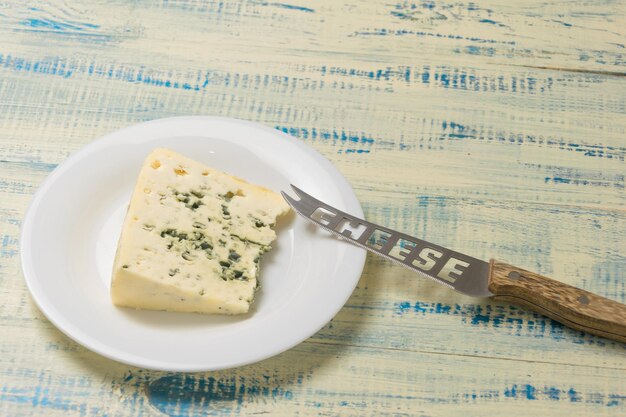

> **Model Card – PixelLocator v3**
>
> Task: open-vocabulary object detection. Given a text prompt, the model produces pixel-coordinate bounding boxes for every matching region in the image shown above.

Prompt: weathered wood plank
[0,0,624,416]
[1,329,625,416]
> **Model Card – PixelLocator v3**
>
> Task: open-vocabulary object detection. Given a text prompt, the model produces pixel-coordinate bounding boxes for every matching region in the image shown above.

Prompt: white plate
[20,116,365,371]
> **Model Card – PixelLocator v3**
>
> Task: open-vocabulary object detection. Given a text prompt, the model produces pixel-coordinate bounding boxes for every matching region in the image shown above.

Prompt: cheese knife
[282,185,626,343]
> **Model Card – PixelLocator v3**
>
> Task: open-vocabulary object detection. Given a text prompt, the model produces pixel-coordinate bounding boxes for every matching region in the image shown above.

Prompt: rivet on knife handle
[282,185,626,344]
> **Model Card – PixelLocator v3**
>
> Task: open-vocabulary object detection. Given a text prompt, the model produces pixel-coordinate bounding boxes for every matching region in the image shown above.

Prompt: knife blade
[282,185,626,343]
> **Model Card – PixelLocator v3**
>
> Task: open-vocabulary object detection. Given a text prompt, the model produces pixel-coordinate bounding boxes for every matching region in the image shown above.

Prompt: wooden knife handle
[488,260,626,343]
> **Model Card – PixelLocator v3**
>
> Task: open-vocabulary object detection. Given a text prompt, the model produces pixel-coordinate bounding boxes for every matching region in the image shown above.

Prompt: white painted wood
[0,1,624,415]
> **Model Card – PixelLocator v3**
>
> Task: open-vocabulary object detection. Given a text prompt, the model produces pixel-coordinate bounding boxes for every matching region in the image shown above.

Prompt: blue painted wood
[0,0,624,415]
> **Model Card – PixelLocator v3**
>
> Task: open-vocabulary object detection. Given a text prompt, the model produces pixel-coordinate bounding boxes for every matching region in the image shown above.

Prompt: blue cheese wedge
[110,148,290,314]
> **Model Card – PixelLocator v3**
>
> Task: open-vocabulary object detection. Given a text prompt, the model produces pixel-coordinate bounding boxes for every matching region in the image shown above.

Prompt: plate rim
[20,116,366,371]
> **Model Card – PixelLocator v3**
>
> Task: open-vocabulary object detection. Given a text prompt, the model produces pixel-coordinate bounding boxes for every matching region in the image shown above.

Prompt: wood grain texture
[489,260,626,343]
[0,0,625,416]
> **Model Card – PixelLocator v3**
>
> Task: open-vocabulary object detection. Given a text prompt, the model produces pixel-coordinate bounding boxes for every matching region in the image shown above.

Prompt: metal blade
[282,185,492,298]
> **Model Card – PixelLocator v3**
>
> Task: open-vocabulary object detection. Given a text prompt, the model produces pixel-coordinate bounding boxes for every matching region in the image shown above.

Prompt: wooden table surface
[1,1,624,416]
